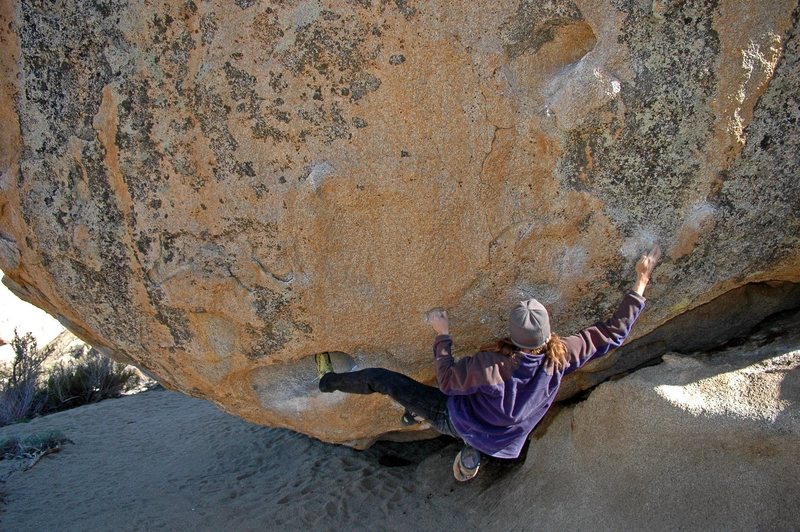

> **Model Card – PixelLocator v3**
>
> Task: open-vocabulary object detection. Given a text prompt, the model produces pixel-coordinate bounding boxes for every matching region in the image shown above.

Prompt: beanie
[509,299,551,349]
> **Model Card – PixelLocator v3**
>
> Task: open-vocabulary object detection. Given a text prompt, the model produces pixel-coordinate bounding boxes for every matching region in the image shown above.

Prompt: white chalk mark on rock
[685,202,717,231]
[306,161,335,192]
[620,229,659,260]
[593,68,622,98]
[555,244,588,278]
[514,283,561,305]
[729,33,782,144]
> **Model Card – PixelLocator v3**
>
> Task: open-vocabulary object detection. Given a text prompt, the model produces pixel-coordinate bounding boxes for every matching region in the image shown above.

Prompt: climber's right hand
[633,244,661,296]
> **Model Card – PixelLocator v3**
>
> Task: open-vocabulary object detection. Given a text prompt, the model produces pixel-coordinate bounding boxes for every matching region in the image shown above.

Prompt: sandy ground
[0,388,479,531]
[0,333,798,531]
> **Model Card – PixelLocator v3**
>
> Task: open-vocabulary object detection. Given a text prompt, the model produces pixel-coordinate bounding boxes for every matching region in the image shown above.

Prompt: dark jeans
[319,368,459,438]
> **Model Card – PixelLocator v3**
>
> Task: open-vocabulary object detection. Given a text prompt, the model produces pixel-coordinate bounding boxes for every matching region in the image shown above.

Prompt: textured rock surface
[0,0,799,444]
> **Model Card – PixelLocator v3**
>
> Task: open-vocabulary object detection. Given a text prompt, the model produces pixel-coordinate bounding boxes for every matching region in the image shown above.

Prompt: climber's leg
[319,368,456,436]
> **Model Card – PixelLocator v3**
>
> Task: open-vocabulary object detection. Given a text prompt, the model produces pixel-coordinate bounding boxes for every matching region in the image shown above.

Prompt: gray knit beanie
[509,299,551,349]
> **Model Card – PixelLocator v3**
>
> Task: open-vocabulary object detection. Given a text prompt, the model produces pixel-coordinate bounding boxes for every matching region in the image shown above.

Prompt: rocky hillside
[0,0,798,443]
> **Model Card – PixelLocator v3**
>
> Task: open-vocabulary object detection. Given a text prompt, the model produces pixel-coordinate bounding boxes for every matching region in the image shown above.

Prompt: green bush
[43,348,139,412]
[0,331,51,425]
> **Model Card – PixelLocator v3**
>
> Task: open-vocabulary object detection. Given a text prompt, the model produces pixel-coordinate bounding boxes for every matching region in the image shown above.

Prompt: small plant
[0,330,51,425]
[0,430,71,461]
[0,430,72,472]
[44,348,139,412]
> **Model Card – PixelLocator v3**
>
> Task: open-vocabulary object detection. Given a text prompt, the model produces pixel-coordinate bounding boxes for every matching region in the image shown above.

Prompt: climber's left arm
[433,335,508,395]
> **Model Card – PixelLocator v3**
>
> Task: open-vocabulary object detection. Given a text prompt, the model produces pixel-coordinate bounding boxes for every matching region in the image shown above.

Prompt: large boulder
[0,0,798,444]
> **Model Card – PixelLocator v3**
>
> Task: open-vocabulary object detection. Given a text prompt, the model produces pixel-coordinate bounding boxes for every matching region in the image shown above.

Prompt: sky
[0,273,65,363]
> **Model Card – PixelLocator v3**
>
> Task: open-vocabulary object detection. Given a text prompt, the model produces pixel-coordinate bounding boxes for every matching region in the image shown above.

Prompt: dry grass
[0,330,139,426]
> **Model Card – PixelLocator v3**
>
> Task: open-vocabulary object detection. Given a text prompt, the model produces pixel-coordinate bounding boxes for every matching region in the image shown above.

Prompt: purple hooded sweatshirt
[433,290,646,459]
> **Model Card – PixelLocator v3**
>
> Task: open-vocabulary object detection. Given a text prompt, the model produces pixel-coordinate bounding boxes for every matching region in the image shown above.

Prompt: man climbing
[317,245,662,481]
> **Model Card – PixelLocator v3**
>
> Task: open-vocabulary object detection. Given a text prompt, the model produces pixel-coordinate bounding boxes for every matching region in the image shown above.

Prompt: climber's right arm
[560,291,646,375]
[560,244,660,374]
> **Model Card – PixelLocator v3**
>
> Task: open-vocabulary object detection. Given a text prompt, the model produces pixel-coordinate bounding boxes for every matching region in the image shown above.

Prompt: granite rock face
[0,0,798,444]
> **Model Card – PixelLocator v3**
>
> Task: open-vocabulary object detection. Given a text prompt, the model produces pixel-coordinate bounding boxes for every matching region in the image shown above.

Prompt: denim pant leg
[320,368,459,438]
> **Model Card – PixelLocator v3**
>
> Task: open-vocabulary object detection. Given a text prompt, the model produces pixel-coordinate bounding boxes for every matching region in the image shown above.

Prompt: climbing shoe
[400,409,421,426]
[452,445,481,482]
[315,352,334,380]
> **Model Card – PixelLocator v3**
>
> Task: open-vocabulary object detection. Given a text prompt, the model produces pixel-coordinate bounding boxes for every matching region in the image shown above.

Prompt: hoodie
[433,290,646,458]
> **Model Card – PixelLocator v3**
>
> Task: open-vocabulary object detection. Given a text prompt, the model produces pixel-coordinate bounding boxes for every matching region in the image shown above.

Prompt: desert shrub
[43,348,139,412]
[0,331,51,425]
[0,331,141,423]
[0,430,71,460]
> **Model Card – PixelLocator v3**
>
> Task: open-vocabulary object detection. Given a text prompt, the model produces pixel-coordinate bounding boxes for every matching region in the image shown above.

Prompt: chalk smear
[620,229,659,260]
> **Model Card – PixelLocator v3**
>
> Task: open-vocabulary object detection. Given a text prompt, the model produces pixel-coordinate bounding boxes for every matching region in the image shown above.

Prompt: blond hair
[480,334,568,373]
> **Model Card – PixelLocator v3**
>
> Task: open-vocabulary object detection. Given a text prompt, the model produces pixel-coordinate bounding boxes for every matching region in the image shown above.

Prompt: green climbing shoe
[315,352,334,379]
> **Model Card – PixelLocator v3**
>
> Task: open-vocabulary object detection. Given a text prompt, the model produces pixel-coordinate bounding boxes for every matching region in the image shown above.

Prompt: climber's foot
[315,352,334,380]
[452,445,481,482]
[318,372,336,393]
[400,409,422,427]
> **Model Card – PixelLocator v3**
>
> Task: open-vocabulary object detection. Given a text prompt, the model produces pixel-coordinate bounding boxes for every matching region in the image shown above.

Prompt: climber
[317,245,662,482]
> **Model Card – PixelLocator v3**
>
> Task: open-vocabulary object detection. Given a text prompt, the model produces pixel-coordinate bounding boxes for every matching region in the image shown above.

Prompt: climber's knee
[360,368,395,395]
